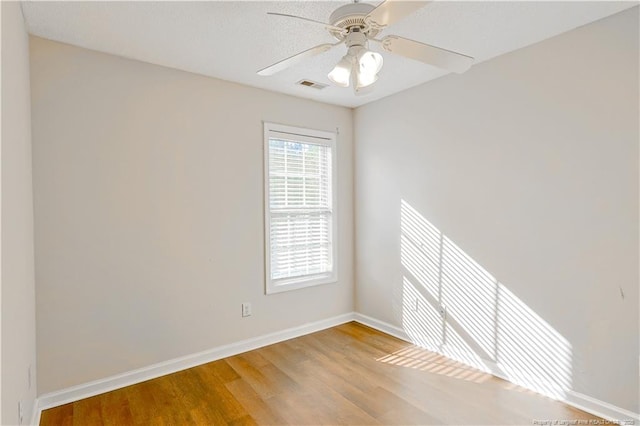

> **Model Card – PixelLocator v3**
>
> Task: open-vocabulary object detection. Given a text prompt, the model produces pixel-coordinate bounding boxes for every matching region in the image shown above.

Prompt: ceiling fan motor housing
[345,31,368,48]
[328,3,380,40]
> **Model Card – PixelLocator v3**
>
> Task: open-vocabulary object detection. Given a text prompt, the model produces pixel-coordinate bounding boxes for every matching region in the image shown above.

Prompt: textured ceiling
[22,1,635,108]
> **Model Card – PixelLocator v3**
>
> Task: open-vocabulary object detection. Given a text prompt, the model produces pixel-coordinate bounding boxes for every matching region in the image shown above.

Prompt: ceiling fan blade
[267,12,346,34]
[365,0,430,28]
[257,43,335,76]
[380,35,473,73]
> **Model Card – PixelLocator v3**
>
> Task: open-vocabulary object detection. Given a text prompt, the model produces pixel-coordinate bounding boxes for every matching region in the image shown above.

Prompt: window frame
[263,122,338,295]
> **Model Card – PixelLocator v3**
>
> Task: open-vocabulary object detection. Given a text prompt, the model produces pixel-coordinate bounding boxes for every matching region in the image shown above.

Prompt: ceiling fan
[257,0,474,94]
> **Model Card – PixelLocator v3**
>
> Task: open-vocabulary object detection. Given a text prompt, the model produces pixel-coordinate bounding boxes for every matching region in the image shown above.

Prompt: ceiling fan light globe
[328,56,353,87]
[358,50,383,75]
[357,72,378,88]
[328,66,351,87]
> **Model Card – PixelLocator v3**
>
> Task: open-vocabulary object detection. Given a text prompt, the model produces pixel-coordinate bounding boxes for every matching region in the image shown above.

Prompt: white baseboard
[352,312,411,342]
[565,391,639,422]
[352,312,640,423]
[30,311,639,425]
[33,312,355,421]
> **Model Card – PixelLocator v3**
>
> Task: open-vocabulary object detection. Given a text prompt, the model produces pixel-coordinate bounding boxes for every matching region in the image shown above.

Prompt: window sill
[266,274,337,295]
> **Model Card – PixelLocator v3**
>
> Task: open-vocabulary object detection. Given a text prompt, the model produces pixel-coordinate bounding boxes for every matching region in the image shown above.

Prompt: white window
[264,122,337,294]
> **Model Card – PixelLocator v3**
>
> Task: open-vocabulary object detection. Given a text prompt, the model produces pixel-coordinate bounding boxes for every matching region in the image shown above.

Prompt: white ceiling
[22,1,635,108]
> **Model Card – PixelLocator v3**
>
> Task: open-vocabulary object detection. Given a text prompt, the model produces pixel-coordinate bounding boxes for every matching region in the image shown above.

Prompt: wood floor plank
[225,378,288,425]
[298,362,383,417]
[198,358,242,384]
[123,380,164,424]
[40,402,73,426]
[201,381,248,422]
[39,322,603,425]
[275,361,382,425]
[228,414,258,426]
[100,387,134,426]
[72,394,103,426]
[225,354,301,400]
[187,402,228,425]
[342,354,506,424]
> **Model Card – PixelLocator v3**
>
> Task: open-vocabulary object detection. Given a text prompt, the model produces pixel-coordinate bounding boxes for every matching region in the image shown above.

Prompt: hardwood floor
[40,322,598,425]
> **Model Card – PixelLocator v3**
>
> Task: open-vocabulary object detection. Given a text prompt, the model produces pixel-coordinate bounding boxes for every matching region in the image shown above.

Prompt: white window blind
[264,123,337,294]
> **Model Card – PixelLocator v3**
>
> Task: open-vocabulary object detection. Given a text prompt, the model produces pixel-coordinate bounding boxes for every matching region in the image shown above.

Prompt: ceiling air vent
[296,80,328,90]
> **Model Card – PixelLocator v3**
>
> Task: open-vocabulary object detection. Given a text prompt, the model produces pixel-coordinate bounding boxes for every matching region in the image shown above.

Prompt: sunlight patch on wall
[401,277,443,351]
[496,283,572,398]
[442,236,497,360]
[398,199,572,399]
[402,277,490,372]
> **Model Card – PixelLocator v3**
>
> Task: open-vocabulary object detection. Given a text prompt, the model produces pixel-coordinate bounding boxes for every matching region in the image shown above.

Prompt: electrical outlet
[242,303,252,317]
[439,305,447,319]
[18,401,24,425]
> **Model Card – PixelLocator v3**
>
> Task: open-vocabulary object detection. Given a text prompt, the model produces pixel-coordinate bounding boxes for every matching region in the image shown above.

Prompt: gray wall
[29,37,354,394]
[354,7,638,413]
[1,2,37,424]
